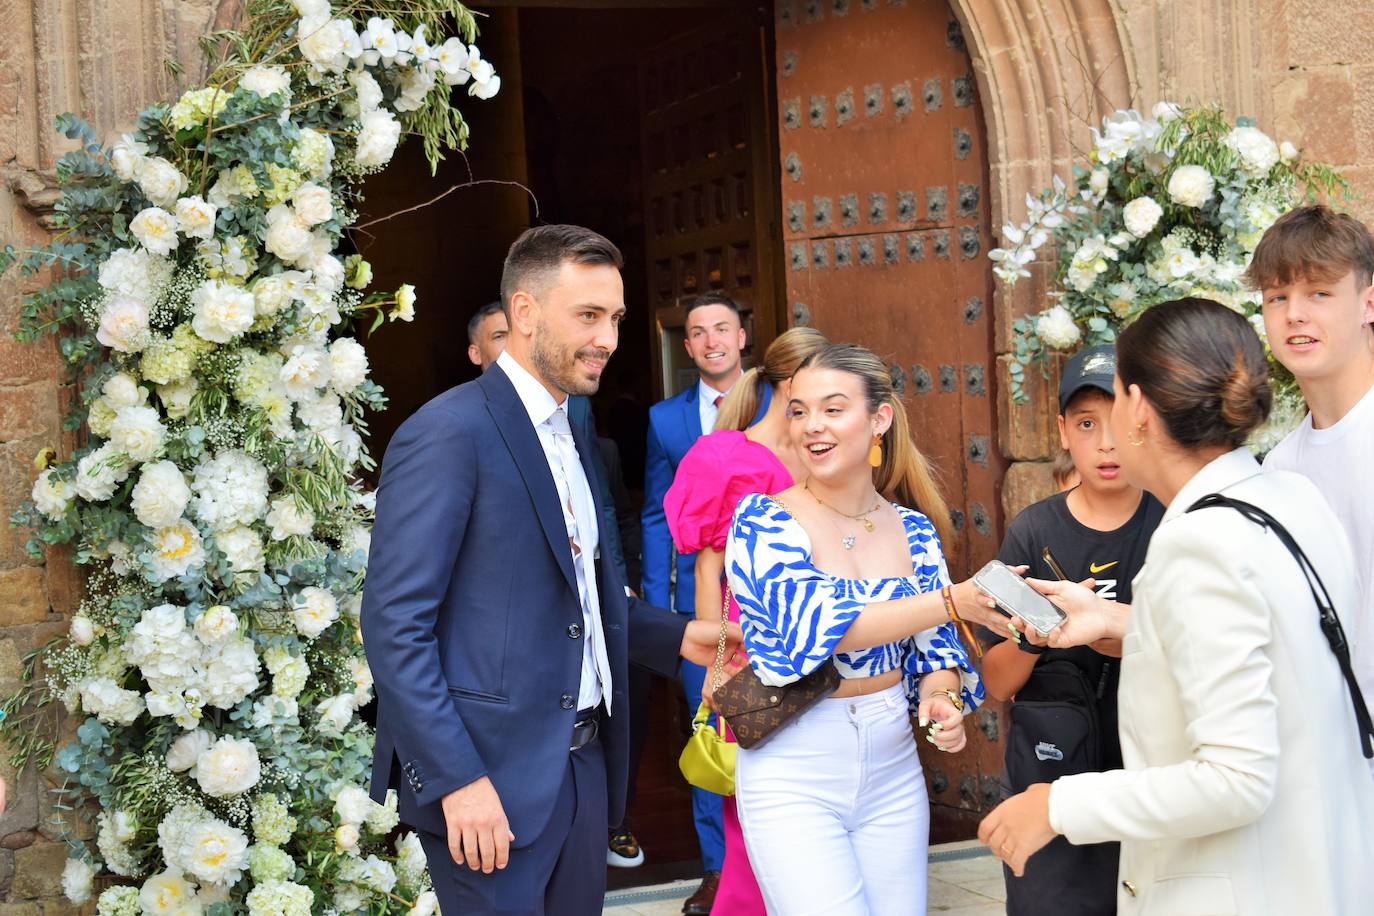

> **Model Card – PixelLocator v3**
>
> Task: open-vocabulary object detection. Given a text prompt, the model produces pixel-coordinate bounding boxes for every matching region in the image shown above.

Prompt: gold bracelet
[929,687,965,714]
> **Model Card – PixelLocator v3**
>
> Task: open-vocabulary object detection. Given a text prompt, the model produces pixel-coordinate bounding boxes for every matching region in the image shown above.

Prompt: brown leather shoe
[682,871,721,915]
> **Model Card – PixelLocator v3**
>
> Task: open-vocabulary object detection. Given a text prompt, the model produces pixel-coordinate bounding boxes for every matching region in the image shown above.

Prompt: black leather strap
[1187,494,1374,759]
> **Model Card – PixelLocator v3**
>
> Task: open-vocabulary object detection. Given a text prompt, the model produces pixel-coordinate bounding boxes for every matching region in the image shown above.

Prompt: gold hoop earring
[1127,424,1146,447]
[868,435,883,468]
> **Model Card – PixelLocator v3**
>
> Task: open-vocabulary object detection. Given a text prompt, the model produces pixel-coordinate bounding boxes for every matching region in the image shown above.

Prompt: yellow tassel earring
[868,434,883,468]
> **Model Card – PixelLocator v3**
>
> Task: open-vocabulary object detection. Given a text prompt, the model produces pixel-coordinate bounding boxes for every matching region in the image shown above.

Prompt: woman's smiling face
[788,366,891,484]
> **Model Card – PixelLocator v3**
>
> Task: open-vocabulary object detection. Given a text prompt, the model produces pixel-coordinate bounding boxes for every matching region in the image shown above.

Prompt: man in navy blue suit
[363,226,739,915]
[640,293,750,913]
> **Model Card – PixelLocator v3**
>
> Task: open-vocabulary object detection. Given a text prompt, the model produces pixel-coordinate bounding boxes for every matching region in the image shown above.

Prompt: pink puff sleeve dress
[665,429,792,916]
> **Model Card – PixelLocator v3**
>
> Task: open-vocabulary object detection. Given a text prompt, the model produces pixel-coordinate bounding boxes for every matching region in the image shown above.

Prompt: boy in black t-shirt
[981,345,1163,916]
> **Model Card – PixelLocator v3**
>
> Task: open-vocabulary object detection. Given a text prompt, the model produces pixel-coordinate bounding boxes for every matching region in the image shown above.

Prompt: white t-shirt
[1264,382,1374,771]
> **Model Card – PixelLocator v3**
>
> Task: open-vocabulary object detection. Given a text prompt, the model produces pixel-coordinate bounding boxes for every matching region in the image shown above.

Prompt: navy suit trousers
[419,738,609,915]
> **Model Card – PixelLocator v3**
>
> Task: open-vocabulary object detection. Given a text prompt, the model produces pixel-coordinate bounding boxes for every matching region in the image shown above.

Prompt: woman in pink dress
[665,326,829,914]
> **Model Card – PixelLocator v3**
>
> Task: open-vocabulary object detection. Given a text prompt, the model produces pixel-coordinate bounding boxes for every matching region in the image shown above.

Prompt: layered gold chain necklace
[803,478,883,550]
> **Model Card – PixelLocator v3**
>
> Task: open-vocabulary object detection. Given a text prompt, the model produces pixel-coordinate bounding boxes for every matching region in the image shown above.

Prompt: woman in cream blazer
[979,299,1374,915]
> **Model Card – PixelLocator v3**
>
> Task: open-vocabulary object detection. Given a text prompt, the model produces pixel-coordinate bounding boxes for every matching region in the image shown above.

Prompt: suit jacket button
[567,624,582,639]
[560,693,574,709]
[1122,880,1137,897]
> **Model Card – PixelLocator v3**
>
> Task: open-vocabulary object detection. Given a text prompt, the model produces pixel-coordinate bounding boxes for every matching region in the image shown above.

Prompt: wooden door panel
[775,0,1008,838]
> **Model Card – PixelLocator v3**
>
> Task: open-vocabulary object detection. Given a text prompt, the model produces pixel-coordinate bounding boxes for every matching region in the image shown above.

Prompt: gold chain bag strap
[677,582,738,795]
[711,494,841,750]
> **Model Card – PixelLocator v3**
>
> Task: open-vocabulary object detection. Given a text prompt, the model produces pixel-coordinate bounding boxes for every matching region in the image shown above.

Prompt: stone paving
[602,841,1006,915]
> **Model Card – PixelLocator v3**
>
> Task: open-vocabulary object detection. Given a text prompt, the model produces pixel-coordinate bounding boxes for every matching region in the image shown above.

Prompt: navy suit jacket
[641,381,768,613]
[362,365,687,842]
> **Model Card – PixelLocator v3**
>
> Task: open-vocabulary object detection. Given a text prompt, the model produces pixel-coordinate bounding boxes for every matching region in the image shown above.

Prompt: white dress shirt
[698,378,731,434]
[496,350,612,714]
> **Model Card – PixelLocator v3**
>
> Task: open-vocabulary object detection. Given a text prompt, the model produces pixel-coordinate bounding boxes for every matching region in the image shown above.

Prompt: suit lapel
[679,383,703,452]
[481,367,577,594]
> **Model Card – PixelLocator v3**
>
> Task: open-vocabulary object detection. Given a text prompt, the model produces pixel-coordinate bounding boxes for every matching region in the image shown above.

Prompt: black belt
[570,707,599,752]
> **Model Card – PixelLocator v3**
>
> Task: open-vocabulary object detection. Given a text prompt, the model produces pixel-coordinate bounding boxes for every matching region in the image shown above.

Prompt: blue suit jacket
[362,365,686,841]
[641,382,769,614]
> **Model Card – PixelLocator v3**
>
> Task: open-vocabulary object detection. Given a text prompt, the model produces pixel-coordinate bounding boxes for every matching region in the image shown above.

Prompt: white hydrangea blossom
[61,856,98,904]
[190,450,270,531]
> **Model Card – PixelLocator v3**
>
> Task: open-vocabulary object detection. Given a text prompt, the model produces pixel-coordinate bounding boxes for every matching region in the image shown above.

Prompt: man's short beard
[531,322,602,397]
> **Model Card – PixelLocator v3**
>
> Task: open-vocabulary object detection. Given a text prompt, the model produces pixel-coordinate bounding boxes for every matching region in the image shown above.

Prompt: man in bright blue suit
[640,293,758,913]
[363,226,739,916]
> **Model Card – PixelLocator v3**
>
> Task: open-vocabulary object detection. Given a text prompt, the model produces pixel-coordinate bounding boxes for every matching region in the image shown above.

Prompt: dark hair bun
[1117,298,1273,450]
[1218,365,1271,437]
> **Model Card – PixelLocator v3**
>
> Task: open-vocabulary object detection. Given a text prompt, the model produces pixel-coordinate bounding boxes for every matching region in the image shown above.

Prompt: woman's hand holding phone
[1024,578,1129,648]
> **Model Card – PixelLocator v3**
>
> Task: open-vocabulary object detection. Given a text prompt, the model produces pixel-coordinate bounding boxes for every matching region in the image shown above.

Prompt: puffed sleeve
[899,510,985,712]
[725,493,870,687]
[668,433,789,554]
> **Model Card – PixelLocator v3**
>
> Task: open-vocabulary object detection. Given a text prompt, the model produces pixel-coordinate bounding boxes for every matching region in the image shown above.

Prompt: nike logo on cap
[1089,560,1119,574]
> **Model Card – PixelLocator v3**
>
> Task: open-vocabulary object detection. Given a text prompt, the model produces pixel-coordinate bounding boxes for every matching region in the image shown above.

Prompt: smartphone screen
[972,560,1066,636]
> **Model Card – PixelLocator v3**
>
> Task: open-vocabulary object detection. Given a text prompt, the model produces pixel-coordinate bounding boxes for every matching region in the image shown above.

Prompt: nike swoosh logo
[1089,561,1119,574]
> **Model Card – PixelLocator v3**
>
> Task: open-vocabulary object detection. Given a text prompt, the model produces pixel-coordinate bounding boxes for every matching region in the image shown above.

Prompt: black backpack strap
[1187,494,1374,759]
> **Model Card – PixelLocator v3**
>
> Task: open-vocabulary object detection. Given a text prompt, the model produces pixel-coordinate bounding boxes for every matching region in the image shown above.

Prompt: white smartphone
[972,559,1066,636]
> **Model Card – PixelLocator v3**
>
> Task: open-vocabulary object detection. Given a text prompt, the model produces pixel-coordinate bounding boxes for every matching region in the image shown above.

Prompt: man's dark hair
[684,293,742,325]
[499,225,623,316]
[466,300,505,345]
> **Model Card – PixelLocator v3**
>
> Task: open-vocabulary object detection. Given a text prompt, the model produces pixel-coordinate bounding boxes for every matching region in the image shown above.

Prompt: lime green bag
[677,586,737,796]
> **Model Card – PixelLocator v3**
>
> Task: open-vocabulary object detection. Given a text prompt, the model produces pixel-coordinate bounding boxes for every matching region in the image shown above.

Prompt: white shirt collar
[698,377,731,406]
[496,349,563,427]
[1161,447,1263,523]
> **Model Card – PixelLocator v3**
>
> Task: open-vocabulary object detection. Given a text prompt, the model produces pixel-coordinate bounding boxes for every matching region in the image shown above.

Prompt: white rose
[138,869,199,914]
[263,204,313,265]
[410,890,439,916]
[110,134,146,181]
[1035,305,1082,350]
[181,816,249,885]
[335,822,361,852]
[252,272,304,317]
[348,70,384,114]
[1280,140,1299,162]
[75,444,130,502]
[148,520,207,582]
[216,525,265,573]
[173,195,218,240]
[316,693,355,735]
[266,495,315,540]
[194,605,239,643]
[299,15,362,75]
[31,468,75,519]
[69,614,96,646]
[1225,125,1280,176]
[131,460,192,528]
[167,728,213,772]
[1088,168,1109,195]
[61,856,97,904]
[292,586,338,639]
[1122,196,1163,238]
[391,283,416,321]
[109,405,166,461]
[333,786,373,826]
[240,64,292,98]
[291,182,333,226]
[137,157,188,208]
[1167,164,1214,208]
[130,206,179,256]
[327,338,369,394]
[96,296,152,353]
[193,735,262,797]
[191,279,256,344]
[355,108,401,168]
[102,372,146,409]
[158,377,198,420]
[279,343,331,398]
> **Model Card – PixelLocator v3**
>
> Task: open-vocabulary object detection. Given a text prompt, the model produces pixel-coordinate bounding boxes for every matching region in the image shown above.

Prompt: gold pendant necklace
[804,478,882,549]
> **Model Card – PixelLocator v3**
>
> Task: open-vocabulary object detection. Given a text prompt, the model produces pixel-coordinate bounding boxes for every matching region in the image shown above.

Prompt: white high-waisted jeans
[735,683,929,916]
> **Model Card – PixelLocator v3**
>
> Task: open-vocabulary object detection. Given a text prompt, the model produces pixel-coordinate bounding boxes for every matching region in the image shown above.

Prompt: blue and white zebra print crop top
[725,492,983,712]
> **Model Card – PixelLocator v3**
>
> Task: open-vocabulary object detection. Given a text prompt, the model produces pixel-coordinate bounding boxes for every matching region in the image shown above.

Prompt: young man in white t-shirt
[1248,205,1374,770]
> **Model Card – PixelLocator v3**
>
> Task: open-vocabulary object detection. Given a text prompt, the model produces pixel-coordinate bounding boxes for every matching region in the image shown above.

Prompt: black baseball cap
[1058,344,1117,413]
